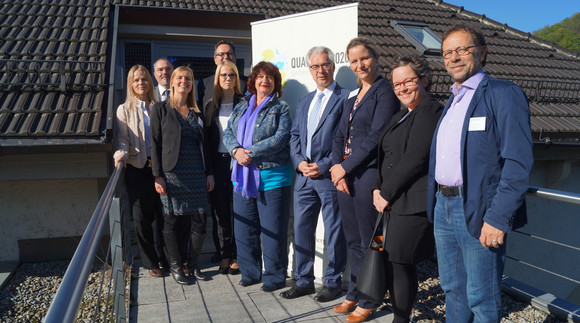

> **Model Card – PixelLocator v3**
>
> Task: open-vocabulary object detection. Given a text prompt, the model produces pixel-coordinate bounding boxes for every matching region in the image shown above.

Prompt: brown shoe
[345,307,376,322]
[148,268,163,277]
[332,300,358,314]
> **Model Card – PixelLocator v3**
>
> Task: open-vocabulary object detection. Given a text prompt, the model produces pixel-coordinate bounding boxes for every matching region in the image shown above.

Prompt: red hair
[247,61,283,97]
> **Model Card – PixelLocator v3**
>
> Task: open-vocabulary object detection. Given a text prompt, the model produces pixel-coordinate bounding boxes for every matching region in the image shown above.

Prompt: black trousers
[125,164,165,269]
[209,154,236,259]
[163,210,207,263]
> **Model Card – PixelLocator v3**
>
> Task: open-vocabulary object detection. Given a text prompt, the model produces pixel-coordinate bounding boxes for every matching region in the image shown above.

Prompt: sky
[445,0,580,33]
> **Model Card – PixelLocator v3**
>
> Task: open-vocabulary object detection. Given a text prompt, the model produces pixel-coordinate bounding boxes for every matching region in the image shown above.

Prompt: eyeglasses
[441,45,478,59]
[220,73,236,79]
[257,74,274,81]
[310,62,332,71]
[215,51,235,58]
[391,76,419,91]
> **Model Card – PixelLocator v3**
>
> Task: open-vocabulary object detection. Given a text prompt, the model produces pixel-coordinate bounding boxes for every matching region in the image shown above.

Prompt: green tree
[534,12,580,51]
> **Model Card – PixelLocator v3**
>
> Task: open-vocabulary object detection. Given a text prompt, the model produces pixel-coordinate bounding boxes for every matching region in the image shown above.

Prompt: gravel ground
[0,258,567,322]
[0,261,115,323]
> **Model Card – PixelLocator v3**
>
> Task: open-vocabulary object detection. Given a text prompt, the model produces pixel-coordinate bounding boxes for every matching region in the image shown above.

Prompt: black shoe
[190,267,206,281]
[169,264,191,285]
[279,285,315,299]
[314,286,342,302]
[210,252,221,263]
[261,282,286,293]
[218,265,229,275]
[239,279,260,287]
[228,267,240,275]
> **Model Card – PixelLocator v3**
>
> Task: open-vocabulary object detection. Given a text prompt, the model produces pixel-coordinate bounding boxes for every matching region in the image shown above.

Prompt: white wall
[0,152,109,261]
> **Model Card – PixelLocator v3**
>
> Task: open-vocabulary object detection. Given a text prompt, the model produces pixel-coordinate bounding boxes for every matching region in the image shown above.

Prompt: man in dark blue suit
[427,24,534,322]
[280,46,348,302]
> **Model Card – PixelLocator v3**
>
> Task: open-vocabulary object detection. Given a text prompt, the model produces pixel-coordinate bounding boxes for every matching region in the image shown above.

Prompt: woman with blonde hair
[113,65,166,278]
[204,61,243,275]
[150,66,214,285]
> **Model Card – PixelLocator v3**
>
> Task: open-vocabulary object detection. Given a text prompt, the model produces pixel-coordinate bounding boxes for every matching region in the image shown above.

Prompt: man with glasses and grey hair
[153,58,174,102]
[427,23,533,322]
[280,46,348,302]
[197,40,248,109]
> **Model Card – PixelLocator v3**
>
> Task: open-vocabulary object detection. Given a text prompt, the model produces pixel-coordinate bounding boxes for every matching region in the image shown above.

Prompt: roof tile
[1,0,579,145]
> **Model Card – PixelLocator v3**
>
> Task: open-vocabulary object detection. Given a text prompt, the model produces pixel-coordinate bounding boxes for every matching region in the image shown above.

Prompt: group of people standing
[114,22,533,323]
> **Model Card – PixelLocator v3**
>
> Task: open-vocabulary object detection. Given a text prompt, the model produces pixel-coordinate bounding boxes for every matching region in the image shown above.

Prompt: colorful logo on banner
[261,49,288,87]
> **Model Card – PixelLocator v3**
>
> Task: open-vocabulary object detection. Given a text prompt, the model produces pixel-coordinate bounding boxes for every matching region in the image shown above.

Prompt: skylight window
[391,20,442,55]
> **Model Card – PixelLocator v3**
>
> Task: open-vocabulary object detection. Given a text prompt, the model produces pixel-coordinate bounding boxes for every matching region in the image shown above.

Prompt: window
[391,20,442,55]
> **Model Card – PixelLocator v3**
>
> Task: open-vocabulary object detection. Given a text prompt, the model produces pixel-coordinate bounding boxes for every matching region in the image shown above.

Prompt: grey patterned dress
[160,111,209,215]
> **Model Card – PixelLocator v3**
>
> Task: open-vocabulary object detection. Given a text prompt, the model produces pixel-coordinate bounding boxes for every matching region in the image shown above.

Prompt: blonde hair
[124,65,155,109]
[168,66,200,113]
[212,61,242,104]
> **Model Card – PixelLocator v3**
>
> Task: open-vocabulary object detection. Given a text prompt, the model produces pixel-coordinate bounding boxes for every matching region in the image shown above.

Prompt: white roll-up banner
[251,3,358,283]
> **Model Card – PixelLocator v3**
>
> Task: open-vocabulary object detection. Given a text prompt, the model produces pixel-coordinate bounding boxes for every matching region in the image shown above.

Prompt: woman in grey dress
[150,66,214,285]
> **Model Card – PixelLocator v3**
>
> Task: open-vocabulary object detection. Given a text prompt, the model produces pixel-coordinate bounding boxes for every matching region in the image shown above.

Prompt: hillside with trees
[533,12,580,52]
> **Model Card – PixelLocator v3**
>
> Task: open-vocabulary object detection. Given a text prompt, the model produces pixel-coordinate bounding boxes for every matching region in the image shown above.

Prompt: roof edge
[429,0,580,59]
[0,139,112,156]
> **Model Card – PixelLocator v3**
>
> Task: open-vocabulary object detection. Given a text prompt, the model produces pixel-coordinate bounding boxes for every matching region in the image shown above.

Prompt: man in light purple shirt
[427,24,533,322]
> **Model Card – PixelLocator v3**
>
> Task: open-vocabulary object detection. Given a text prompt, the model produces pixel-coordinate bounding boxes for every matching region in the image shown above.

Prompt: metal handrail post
[43,164,122,323]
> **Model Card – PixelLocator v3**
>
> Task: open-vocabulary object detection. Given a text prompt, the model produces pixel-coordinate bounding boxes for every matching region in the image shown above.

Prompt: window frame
[391,20,442,56]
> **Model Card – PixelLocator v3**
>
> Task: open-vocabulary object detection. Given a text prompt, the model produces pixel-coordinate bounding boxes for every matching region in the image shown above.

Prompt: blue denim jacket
[223,94,291,170]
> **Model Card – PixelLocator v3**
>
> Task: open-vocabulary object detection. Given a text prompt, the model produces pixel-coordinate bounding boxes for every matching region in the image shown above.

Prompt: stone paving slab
[130,252,394,323]
[0,261,19,290]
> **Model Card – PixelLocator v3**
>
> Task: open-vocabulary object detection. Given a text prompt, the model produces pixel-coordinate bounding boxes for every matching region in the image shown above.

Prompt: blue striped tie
[306,92,325,159]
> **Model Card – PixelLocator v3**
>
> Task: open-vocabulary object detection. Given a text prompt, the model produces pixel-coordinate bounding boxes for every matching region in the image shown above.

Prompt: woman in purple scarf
[223,61,292,292]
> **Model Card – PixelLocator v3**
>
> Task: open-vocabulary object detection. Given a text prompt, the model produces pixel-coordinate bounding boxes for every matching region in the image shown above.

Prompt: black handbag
[356,211,389,304]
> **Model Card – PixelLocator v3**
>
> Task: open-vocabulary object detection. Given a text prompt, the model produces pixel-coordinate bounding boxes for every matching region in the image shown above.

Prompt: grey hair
[305,46,335,66]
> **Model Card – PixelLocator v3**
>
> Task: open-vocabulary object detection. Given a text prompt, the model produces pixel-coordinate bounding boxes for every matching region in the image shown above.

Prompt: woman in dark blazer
[330,37,399,322]
[204,60,243,275]
[372,55,442,323]
[151,66,214,285]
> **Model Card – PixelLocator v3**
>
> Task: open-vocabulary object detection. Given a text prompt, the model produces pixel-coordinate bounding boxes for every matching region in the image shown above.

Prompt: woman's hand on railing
[154,176,167,195]
[113,154,126,168]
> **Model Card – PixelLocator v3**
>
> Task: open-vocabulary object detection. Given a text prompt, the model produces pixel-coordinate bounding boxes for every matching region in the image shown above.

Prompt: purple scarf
[231,94,273,198]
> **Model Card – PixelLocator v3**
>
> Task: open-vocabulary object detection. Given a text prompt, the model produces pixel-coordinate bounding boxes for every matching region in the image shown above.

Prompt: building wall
[0,152,109,261]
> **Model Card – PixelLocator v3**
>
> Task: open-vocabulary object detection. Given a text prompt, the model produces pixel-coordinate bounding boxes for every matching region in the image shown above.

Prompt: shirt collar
[451,69,486,96]
[317,81,336,97]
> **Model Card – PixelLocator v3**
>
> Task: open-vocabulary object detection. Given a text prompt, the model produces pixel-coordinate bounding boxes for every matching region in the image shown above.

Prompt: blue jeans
[434,190,506,323]
[233,186,291,288]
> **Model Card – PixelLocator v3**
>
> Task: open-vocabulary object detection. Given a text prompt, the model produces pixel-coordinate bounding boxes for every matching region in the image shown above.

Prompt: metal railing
[44,164,128,323]
[42,179,580,322]
[501,186,580,322]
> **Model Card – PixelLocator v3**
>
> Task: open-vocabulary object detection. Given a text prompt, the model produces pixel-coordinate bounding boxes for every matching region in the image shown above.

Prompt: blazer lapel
[459,74,489,171]
[313,86,341,135]
[350,76,383,119]
[301,92,315,138]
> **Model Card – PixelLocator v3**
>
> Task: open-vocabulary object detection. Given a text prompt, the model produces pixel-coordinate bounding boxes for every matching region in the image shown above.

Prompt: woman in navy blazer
[372,55,442,323]
[330,38,399,322]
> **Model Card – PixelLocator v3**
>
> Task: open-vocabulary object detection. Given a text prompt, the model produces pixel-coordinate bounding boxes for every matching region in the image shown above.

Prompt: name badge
[468,117,486,131]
